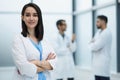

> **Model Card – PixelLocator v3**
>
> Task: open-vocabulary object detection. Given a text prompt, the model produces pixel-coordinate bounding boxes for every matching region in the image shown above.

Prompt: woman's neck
[28,29,39,44]
[28,28,35,37]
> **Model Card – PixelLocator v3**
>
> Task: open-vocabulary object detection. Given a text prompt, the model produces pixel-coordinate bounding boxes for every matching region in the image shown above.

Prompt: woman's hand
[29,60,40,66]
[46,52,56,60]
[29,60,45,73]
[29,52,56,71]
[30,60,53,70]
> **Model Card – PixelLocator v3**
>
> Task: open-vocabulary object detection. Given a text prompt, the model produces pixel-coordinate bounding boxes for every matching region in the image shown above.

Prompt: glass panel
[0,0,30,12]
[75,12,92,69]
[75,0,92,11]
[0,14,21,66]
[95,0,115,5]
[96,6,116,73]
[33,0,72,13]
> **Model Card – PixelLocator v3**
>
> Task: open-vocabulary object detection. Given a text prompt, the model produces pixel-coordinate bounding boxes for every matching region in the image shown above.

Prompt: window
[0,0,30,12]
[75,12,92,69]
[94,0,115,5]
[33,0,72,13]
[75,0,92,11]
[0,14,21,66]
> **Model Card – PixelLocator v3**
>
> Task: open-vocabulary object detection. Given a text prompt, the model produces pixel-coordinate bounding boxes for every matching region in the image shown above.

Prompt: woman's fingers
[46,52,56,60]
[29,60,38,65]
[52,55,56,60]
[48,53,54,58]
[46,53,52,60]
[49,53,56,59]
[50,53,56,59]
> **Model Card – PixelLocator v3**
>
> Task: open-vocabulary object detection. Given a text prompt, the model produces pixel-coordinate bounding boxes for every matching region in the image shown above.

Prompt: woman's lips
[28,22,35,25]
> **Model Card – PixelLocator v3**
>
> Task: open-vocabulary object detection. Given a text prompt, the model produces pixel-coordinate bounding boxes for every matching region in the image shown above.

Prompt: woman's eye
[33,14,38,17]
[24,13,38,17]
[25,14,30,17]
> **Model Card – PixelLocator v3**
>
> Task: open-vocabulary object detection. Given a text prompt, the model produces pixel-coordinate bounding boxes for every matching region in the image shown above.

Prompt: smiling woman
[21,3,43,41]
[11,3,57,80]
[22,7,38,30]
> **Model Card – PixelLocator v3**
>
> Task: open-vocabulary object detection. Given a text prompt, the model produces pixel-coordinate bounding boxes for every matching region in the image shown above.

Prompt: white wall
[0,0,30,66]
[0,67,15,80]
[0,14,21,66]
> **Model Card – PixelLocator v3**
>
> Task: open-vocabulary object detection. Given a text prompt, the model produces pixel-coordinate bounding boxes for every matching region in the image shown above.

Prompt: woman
[12,3,56,80]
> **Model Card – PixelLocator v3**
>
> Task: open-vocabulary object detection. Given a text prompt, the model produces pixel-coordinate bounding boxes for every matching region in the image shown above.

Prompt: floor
[0,66,120,80]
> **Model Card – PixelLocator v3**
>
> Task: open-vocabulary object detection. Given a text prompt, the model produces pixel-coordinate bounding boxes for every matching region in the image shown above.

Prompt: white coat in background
[89,28,112,77]
[51,33,76,79]
[12,34,57,80]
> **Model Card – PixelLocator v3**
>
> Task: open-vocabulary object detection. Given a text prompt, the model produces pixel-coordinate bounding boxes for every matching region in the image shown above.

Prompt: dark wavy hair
[21,3,44,41]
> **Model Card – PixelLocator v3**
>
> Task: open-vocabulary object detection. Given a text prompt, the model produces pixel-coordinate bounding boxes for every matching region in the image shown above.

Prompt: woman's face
[22,7,38,30]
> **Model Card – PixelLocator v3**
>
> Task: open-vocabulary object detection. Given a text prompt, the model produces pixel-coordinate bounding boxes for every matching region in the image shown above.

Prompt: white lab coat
[51,33,76,79]
[89,28,112,77]
[12,34,57,80]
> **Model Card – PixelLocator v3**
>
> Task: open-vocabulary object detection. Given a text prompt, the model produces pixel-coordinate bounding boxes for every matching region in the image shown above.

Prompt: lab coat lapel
[28,38,40,54]
[22,36,40,56]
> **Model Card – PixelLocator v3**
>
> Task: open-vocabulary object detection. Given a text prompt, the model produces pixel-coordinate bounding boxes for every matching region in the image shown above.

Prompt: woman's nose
[30,16,34,20]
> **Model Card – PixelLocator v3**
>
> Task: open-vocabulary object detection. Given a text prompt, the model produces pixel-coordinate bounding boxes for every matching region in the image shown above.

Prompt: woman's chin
[27,25,36,29]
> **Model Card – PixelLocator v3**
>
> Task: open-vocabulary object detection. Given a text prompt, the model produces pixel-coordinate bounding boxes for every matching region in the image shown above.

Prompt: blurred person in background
[89,15,112,80]
[52,19,76,80]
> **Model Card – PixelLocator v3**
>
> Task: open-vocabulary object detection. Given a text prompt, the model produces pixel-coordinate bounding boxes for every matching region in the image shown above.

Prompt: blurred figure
[52,19,76,80]
[89,15,112,80]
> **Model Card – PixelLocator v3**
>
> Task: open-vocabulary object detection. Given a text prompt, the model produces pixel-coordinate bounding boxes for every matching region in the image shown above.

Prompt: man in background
[89,15,112,80]
[52,19,76,80]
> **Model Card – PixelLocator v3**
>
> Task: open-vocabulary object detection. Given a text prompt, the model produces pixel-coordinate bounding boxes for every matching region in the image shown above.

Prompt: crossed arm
[30,53,56,73]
